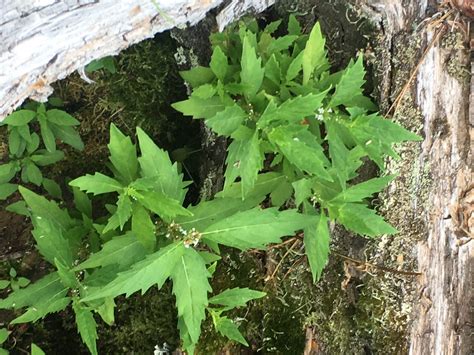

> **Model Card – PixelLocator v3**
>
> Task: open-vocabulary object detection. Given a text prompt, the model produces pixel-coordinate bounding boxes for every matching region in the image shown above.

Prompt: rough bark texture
[0,0,472,353]
[362,1,473,354]
[0,0,274,120]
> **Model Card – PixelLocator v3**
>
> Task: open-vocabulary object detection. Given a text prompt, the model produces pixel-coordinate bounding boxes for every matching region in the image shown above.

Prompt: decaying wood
[0,0,273,120]
[363,1,473,353]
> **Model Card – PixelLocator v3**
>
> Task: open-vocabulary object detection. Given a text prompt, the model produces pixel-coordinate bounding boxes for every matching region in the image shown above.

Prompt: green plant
[0,268,30,292]
[0,328,10,355]
[0,124,315,354]
[85,57,117,74]
[172,16,421,282]
[0,16,422,355]
[0,102,84,201]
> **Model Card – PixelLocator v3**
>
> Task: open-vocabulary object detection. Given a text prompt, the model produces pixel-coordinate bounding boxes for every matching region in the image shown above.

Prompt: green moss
[52,32,197,178]
[98,285,179,353]
[440,30,470,83]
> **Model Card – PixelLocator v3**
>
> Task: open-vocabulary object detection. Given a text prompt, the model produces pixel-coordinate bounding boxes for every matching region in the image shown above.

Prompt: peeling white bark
[0,0,273,120]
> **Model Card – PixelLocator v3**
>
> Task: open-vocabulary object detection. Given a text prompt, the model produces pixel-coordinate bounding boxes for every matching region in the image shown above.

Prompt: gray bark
[0,0,274,120]
[363,1,473,354]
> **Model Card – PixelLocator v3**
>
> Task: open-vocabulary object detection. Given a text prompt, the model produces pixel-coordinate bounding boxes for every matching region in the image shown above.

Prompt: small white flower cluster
[183,228,201,249]
[166,222,202,249]
[315,107,333,121]
[154,343,171,355]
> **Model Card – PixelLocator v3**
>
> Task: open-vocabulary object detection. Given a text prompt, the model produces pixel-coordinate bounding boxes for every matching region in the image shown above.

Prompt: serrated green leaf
[347,113,422,167]
[333,202,397,237]
[19,186,73,229]
[0,183,17,200]
[224,131,263,198]
[264,19,282,34]
[258,91,328,128]
[69,173,123,195]
[30,149,65,166]
[214,316,248,346]
[116,194,132,230]
[332,176,394,202]
[292,178,313,206]
[31,343,46,355]
[171,248,211,345]
[73,187,92,218]
[73,303,98,355]
[268,35,298,54]
[131,203,156,252]
[97,297,115,326]
[302,22,329,84]
[303,207,330,283]
[203,208,315,250]
[270,178,293,207]
[288,14,301,36]
[172,96,226,120]
[240,35,264,99]
[286,50,304,82]
[76,233,147,270]
[42,178,62,199]
[108,124,138,184]
[49,124,84,150]
[55,258,77,289]
[177,317,195,355]
[192,84,217,99]
[268,126,332,181]
[0,272,65,309]
[136,190,192,221]
[180,66,215,87]
[5,200,29,216]
[137,127,187,202]
[12,296,70,324]
[329,55,376,110]
[210,46,228,81]
[206,104,247,136]
[177,195,264,232]
[218,172,285,199]
[209,287,265,308]
[3,110,36,126]
[31,217,73,266]
[46,109,80,126]
[265,54,281,86]
[82,242,184,302]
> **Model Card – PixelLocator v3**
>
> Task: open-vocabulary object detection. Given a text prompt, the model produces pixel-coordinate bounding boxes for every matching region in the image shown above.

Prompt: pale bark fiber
[0,0,274,120]
[363,1,473,354]
[0,0,472,353]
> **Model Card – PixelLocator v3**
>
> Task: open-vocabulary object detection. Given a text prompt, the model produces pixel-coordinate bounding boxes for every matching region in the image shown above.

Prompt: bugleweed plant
[0,16,421,355]
[173,16,421,281]
[0,124,315,354]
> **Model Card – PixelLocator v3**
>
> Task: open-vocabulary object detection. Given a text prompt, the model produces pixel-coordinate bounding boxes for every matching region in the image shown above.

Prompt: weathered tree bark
[360,1,473,354]
[0,0,274,119]
[0,0,471,353]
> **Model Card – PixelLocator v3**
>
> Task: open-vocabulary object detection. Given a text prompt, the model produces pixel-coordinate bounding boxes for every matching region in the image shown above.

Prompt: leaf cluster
[0,101,83,201]
[172,16,421,282]
[0,125,315,354]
